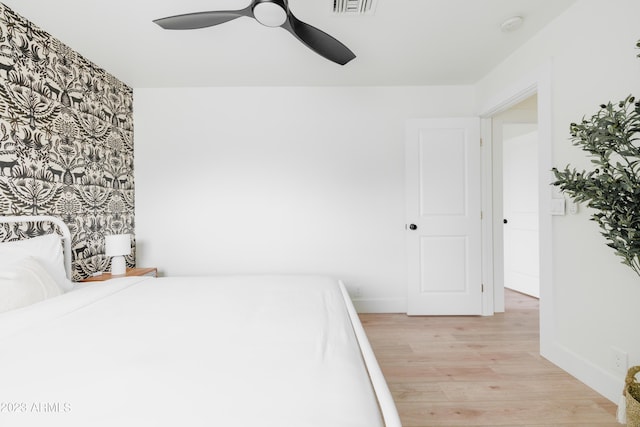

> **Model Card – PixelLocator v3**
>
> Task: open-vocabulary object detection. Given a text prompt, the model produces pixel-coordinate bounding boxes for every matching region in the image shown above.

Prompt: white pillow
[0,234,73,292]
[0,257,63,313]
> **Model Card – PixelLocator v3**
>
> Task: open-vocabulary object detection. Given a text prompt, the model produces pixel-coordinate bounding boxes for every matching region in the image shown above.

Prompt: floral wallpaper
[0,3,135,280]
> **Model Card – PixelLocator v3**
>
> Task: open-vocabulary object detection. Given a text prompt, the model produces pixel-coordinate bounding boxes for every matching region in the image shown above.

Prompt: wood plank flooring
[360,290,619,427]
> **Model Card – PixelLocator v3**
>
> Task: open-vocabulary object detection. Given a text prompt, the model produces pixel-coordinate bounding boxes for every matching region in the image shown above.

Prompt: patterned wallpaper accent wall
[0,3,135,280]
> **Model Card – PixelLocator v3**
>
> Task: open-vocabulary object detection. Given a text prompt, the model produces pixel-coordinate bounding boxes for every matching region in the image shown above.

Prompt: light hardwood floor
[360,290,619,427]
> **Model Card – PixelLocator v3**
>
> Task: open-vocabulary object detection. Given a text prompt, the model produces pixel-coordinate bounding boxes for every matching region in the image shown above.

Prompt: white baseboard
[543,341,624,403]
[353,297,407,314]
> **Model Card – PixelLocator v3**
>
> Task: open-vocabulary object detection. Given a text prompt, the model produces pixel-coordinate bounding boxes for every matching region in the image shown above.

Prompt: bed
[0,216,401,427]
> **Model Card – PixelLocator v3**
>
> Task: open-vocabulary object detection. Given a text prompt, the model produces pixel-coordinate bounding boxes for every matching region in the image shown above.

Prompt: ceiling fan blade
[153,9,251,30]
[283,13,355,65]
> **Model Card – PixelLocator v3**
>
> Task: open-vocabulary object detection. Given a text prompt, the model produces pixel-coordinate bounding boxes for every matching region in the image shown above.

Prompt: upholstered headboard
[0,215,72,280]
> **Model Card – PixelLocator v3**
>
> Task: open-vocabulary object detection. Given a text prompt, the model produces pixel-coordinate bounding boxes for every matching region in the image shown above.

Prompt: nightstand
[81,267,157,282]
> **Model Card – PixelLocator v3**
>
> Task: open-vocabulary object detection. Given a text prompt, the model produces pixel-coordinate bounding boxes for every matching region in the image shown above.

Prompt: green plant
[552,39,640,275]
[552,95,640,275]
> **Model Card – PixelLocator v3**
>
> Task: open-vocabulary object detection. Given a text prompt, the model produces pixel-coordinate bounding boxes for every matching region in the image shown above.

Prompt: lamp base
[111,255,126,276]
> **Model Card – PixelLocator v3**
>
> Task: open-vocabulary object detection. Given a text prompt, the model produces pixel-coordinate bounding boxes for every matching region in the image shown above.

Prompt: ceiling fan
[153,0,356,65]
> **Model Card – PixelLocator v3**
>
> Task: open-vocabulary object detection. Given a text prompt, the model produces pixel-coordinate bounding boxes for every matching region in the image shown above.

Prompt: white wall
[477,0,640,402]
[134,86,476,312]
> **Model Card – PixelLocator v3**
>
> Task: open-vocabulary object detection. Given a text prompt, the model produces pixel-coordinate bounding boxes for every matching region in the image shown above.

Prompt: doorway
[492,95,540,301]
[503,123,539,297]
[478,63,553,357]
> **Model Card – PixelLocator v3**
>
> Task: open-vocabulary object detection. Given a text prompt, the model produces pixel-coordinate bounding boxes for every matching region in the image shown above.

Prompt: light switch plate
[568,201,579,214]
[550,198,566,215]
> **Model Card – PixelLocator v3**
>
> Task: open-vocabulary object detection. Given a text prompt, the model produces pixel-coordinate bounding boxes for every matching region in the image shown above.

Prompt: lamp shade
[105,234,131,256]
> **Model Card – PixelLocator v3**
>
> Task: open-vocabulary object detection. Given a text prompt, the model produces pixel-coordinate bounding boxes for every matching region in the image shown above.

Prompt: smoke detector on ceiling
[333,0,378,15]
[500,16,524,32]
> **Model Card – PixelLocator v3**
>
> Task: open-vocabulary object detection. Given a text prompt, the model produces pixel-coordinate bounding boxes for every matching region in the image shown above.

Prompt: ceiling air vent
[333,0,378,15]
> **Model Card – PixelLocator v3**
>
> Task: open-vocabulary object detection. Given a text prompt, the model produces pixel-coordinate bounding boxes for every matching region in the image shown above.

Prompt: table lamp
[105,234,131,276]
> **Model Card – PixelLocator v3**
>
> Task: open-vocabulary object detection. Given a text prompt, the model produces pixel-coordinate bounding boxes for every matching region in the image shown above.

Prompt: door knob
[408,224,418,230]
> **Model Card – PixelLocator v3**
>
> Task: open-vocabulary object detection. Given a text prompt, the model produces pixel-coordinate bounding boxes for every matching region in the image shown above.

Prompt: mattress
[0,275,389,427]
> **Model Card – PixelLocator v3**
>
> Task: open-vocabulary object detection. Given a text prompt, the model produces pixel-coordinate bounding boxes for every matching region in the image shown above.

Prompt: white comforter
[0,275,384,427]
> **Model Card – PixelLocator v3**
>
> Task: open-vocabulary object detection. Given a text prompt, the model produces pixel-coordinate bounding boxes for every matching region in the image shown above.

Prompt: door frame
[478,61,555,357]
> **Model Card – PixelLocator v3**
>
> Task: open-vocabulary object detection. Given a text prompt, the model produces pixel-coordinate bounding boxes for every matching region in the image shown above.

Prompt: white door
[405,118,482,315]
[502,125,539,297]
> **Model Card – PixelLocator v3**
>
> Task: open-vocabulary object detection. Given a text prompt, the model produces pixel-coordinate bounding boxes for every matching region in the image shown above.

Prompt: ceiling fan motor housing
[252,0,288,27]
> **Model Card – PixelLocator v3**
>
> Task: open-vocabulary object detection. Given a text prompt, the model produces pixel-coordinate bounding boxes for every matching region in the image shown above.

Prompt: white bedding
[0,275,386,427]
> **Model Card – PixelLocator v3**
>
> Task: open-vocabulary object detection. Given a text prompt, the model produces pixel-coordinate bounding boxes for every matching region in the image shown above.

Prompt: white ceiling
[3,0,576,88]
